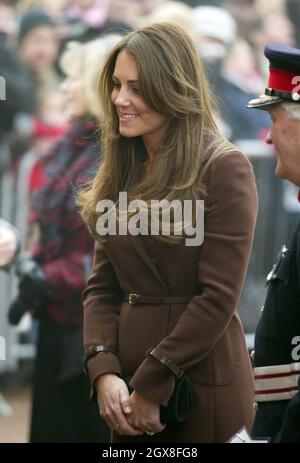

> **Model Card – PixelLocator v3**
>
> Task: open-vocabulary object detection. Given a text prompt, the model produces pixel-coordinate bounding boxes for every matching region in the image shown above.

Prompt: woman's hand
[128,390,166,436]
[95,374,144,436]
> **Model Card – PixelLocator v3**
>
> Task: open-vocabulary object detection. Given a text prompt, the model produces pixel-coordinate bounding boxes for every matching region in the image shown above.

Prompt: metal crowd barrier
[0,139,299,374]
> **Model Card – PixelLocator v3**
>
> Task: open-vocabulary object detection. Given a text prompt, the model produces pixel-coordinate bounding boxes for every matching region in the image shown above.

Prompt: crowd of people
[1,0,299,172]
[0,0,300,445]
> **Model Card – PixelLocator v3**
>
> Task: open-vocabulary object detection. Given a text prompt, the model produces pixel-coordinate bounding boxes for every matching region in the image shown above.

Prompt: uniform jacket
[83,151,258,443]
[254,221,300,367]
[252,220,300,442]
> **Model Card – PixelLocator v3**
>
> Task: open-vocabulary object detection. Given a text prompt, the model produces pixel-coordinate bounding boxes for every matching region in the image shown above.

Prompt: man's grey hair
[282,102,300,120]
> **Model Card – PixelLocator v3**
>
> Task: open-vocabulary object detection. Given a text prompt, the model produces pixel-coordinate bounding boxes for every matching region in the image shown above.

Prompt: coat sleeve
[82,241,124,398]
[130,152,258,405]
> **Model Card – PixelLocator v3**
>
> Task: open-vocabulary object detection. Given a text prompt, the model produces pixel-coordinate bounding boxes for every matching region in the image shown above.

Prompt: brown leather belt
[125,293,191,305]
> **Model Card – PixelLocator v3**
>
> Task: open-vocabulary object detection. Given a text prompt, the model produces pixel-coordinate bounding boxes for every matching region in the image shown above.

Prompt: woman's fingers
[96,375,144,435]
[128,414,165,434]
[109,402,141,435]
[119,389,132,415]
[98,396,143,435]
[127,391,166,434]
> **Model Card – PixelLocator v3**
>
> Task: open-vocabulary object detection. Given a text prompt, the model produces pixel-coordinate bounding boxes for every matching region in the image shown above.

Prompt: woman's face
[111,50,169,151]
[60,72,88,120]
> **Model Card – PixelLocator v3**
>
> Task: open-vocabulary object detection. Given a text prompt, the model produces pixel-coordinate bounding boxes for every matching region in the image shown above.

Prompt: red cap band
[268,67,300,95]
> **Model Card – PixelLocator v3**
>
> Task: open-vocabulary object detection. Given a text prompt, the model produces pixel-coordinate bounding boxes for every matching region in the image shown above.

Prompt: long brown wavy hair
[77,22,236,244]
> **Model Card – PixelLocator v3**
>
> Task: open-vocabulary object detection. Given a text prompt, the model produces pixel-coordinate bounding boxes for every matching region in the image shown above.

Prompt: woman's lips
[119,113,139,122]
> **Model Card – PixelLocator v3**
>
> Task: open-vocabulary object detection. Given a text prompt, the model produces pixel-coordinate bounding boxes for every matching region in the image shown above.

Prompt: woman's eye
[132,87,139,94]
[112,82,120,89]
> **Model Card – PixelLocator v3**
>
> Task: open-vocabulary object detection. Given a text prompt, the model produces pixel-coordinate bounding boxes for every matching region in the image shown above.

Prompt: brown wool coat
[83,152,258,443]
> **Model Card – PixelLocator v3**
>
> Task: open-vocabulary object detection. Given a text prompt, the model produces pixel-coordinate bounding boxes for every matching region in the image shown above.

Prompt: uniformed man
[248,43,300,443]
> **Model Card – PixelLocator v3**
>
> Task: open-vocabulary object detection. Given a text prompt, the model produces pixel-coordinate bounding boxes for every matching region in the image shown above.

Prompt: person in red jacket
[8,34,121,443]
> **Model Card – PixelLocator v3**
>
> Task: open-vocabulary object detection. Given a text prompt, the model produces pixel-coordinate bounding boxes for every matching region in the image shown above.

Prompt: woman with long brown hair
[79,22,258,443]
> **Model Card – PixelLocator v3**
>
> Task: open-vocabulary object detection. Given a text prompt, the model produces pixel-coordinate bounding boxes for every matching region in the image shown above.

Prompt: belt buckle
[128,293,140,304]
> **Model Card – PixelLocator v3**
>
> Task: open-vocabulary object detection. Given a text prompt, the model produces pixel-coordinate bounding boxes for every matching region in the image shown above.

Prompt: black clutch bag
[160,374,193,425]
[125,374,193,425]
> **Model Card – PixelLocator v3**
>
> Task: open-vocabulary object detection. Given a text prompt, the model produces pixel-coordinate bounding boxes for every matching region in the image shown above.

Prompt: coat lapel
[128,234,168,293]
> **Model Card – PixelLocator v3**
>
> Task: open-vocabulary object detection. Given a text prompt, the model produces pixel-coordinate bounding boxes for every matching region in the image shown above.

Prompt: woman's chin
[119,127,138,138]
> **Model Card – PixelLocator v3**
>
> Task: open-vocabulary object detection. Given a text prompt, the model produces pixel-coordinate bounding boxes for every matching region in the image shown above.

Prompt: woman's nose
[114,89,130,107]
